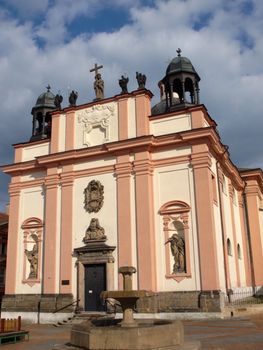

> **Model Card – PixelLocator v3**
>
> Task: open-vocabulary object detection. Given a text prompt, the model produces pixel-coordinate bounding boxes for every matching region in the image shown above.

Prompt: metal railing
[53,299,80,314]
[225,289,263,306]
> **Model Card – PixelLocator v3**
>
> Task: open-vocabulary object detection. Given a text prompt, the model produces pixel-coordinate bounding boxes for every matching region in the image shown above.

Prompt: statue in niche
[54,93,63,109]
[84,180,104,213]
[84,218,106,242]
[165,233,186,274]
[94,73,104,100]
[136,71,146,89]
[25,239,38,279]
[69,90,78,106]
[119,75,129,94]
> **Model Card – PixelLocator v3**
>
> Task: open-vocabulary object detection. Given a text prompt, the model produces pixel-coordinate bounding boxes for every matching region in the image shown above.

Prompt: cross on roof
[90,63,103,76]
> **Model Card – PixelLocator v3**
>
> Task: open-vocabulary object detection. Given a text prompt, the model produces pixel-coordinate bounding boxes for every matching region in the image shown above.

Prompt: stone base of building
[136,291,224,313]
[0,311,73,324]
[1,291,225,323]
[1,293,74,313]
[1,293,74,323]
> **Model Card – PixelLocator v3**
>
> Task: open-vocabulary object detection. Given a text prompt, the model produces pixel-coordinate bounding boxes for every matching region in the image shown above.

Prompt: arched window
[237,244,242,259]
[227,238,232,256]
[184,77,195,103]
[159,200,191,282]
[173,78,183,102]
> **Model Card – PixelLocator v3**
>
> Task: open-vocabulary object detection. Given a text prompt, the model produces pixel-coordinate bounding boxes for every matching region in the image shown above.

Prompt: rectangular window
[212,173,218,204]
[233,188,237,206]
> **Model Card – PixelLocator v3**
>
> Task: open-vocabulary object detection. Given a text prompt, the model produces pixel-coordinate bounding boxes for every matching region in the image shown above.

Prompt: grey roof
[151,97,180,116]
[166,56,200,80]
[151,99,167,116]
[34,89,56,109]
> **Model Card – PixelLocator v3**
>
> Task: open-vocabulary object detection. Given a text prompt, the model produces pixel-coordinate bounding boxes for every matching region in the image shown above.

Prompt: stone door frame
[74,242,115,311]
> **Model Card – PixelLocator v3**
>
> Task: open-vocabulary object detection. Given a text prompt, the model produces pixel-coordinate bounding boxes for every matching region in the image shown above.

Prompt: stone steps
[53,312,108,327]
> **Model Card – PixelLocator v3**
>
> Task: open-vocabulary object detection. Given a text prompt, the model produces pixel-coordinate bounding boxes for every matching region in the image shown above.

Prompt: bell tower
[163,49,200,111]
[30,85,57,141]
[152,49,201,116]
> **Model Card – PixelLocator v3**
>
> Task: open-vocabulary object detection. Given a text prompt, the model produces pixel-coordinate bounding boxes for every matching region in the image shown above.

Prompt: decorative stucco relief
[84,180,104,213]
[77,104,116,146]
[83,218,106,243]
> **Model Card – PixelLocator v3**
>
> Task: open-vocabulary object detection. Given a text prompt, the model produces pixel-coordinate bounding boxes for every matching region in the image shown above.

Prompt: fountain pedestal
[101,290,149,327]
[69,266,201,350]
[101,266,151,327]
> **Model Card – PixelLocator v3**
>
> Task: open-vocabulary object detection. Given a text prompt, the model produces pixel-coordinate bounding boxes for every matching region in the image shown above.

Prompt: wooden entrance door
[84,264,106,311]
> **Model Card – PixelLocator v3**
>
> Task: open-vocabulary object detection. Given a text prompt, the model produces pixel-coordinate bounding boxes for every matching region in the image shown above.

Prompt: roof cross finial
[46,84,51,92]
[176,48,182,57]
[90,63,103,76]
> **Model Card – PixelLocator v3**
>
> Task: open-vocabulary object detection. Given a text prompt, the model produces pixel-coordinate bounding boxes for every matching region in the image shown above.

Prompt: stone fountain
[70,266,200,350]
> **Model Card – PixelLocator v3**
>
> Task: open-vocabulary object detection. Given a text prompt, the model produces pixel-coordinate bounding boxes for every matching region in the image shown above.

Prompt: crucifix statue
[90,63,104,100]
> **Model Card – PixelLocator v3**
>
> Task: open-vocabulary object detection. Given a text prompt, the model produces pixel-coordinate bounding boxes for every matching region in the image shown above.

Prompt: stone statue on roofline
[54,93,63,109]
[90,63,104,100]
[69,90,78,106]
[119,75,129,94]
[94,73,104,100]
[136,71,147,89]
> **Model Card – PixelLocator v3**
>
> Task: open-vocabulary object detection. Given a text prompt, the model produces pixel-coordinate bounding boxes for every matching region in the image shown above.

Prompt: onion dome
[166,54,200,80]
[33,85,56,110]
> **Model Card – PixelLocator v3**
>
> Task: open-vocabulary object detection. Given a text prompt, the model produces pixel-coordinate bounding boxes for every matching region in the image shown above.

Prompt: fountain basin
[71,318,189,350]
[101,290,153,327]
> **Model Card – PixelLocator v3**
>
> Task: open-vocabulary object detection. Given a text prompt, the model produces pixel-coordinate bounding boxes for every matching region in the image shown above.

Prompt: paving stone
[2,315,263,349]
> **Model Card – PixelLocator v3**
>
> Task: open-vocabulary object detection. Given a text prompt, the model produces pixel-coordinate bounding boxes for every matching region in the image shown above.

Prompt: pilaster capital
[190,152,212,169]
[9,183,21,197]
[45,174,60,189]
[114,162,133,178]
[133,159,153,176]
[60,173,74,187]
[244,184,261,197]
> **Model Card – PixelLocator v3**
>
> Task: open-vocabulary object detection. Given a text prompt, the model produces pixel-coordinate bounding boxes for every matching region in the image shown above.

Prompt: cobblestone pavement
[1,315,263,349]
[0,324,71,350]
[184,315,263,350]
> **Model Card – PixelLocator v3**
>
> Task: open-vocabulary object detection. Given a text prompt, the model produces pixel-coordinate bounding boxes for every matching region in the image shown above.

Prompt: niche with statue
[21,217,43,286]
[159,200,191,282]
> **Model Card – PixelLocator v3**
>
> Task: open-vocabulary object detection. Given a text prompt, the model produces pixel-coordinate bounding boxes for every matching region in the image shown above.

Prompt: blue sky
[0,0,263,210]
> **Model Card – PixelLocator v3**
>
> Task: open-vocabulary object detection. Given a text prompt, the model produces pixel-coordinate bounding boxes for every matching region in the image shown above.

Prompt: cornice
[13,139,50,148]
[149,104,217,127]
[2,127,244,190]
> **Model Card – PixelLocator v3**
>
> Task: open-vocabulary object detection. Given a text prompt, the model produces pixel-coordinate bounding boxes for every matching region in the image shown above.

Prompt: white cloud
[0,0,263,209]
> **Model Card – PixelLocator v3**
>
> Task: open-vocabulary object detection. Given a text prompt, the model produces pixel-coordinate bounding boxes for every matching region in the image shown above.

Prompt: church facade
[2,54,263,322]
